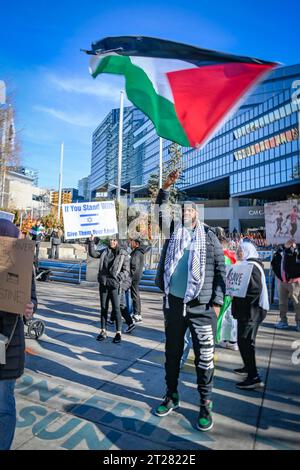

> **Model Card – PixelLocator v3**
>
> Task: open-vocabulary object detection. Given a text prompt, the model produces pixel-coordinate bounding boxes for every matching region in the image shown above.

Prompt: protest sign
[62,201,118,239]
[265,199,300,244]
[226,263,253,298]
[0,210,15,222]
[0,237,35,315]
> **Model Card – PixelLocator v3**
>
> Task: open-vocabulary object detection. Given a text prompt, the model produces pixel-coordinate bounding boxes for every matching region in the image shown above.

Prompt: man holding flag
[153,170,226,432]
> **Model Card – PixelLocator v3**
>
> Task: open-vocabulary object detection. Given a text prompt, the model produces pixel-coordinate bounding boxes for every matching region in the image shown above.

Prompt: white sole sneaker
[154,403,180,417]
[196,421,214,432]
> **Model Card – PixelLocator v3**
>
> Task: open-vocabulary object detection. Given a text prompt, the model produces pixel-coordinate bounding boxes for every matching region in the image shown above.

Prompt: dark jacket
[231,258,267,324]
[271,246,300,282]
[88,241,131,290]
[154,189,226,307]
[130,245,148,283]
[0,273,38,380]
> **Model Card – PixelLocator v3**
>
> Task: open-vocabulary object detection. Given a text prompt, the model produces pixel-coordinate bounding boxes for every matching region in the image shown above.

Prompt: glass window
[279,106,286,118]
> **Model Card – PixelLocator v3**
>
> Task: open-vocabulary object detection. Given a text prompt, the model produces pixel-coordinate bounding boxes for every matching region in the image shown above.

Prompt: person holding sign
[88,235,131,343]
[231,240,269,390]
[0,219,37,450]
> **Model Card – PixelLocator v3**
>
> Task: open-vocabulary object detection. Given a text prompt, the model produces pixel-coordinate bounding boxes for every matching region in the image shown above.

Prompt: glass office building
[90,64,300,230]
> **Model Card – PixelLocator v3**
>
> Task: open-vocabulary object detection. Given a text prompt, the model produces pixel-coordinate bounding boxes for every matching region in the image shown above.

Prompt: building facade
[90,64,300,231]
[78,176,91,201]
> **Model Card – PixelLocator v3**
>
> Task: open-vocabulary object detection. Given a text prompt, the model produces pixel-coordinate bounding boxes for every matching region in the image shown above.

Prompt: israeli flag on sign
[79,213,98,227]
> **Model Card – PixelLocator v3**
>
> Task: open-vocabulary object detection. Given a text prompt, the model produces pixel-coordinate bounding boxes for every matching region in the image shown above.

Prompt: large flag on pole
[87,36,277,148]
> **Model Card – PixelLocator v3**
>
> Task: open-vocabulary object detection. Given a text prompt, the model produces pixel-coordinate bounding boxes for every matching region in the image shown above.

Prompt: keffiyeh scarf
[164,221,206,314]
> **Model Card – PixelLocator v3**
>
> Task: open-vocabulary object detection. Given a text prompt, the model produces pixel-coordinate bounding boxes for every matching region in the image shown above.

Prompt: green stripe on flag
[92,55,190,147]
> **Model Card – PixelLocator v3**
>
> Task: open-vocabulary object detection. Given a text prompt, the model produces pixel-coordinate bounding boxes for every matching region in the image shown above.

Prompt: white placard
[0,210,15,223]
[62,201,118,239]
[265,199,300,244]
[226,263,253,298]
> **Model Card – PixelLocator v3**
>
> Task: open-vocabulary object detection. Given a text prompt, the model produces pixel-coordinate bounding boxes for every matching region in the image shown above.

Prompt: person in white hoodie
[231,240,269,390]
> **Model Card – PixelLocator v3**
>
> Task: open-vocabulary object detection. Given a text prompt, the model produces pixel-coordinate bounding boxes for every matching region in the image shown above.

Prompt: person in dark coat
[0,219,37,450]
[129,238,148,322]
[271,239,300,331]
[231,240,269,390]
[49,226,63,260]
[88,235,131,343]
[154,170,226,432]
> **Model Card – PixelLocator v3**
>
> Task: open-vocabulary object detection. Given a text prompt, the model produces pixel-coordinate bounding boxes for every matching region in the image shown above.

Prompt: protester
[231,240,269,389]
[0,219,37,450]
[154,170,226,432]
[271,239,300,331]
[129,238,148,323]
[49,226,64,260]
[30,219,45,259]
[88,235,131,343]
[214,228,238,351]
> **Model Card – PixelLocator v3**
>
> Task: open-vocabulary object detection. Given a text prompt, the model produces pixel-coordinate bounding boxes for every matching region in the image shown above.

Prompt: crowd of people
[22,220,64,260]
[1,170,300,448]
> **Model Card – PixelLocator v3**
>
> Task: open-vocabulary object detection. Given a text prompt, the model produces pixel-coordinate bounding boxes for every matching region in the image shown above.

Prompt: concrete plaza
[12,282,300,450]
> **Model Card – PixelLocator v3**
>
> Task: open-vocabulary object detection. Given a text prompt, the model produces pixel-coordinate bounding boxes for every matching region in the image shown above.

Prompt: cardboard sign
[0,210,15,223]
[62,201,118,239]
[226,263,253,298]
[0,237,35,315]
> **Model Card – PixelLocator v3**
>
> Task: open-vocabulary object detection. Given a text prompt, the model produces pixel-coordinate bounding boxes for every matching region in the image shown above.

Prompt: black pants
[164,294,217,403]
[237,321,260,379]
[99,285,122,331]
[35,242,41,259]
[131,279,141,316]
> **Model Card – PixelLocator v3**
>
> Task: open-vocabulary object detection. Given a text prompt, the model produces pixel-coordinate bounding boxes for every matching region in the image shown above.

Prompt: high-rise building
[90,107,146,198]
[78,176,91,201]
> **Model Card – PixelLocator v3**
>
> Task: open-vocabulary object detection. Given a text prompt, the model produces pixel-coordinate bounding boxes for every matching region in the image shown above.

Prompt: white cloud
[35,105,97,127]
[47,73,122,102]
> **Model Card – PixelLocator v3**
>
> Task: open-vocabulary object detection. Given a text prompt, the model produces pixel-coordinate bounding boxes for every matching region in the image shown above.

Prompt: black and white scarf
[164,221,206,315]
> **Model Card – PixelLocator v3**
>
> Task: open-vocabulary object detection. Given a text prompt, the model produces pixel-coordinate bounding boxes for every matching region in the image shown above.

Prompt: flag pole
[57,142,64,222]
[159,137,163,188]
[117,91,124,204]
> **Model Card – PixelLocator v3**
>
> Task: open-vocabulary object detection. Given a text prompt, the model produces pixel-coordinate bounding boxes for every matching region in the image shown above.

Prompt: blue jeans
[0,379,16,450]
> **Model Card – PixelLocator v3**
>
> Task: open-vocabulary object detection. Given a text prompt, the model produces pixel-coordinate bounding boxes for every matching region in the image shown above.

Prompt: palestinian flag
[88,36,277,148]
[216,250,237,343]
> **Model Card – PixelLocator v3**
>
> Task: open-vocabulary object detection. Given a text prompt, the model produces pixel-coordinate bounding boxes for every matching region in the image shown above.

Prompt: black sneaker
[112,332,122,343]
[106,319,115,326]
[96,331,107,341]
[124,323,136,334]
[236,376,264,390]
[196,401,213,432]
[155,392,180,416]
[233,367,248,376]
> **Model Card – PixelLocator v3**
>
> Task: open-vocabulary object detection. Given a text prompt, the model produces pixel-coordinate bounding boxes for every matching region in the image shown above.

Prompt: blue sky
[1,0,299,189]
